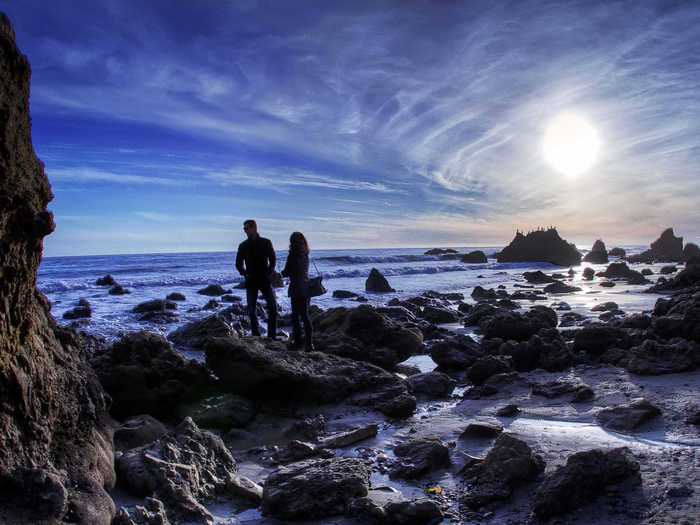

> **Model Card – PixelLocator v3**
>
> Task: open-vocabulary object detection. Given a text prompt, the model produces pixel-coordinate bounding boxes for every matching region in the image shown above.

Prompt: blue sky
[5,0,700,256]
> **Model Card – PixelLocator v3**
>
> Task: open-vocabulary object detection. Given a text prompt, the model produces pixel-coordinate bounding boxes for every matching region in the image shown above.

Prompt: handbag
[307,260,327,297]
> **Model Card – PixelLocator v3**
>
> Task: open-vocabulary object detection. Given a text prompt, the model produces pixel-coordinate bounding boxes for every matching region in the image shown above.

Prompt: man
[235,219,278,338]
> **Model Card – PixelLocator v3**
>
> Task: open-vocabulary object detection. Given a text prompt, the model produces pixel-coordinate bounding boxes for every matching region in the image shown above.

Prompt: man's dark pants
[245,276,277,337]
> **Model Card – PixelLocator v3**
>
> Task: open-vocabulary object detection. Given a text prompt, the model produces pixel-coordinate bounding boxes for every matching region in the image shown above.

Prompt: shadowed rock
[608,247,626,258]
[596,398,661,432]
[461,250,488,263]
[390,438,451,479]
[366,268,396,293]
[628,228,685,263]
[497,228,582,266]
[168,305,246,349]
[430,334,484,369]
[523,270,555,284]
[583,239,609,264]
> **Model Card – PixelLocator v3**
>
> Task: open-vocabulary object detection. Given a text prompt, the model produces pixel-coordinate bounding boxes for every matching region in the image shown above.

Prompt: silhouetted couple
[235,219,314,351]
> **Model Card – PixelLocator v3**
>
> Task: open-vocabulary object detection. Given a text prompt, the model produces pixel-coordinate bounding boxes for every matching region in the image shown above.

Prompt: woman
[281,232,314,351]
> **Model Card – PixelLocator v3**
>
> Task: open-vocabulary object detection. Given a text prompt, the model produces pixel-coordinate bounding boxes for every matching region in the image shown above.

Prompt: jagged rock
[583,239,609,264]
[623,339,700,375]
[406,371,457,398]
[497,228,581,266]
[63,298,92,319]
[461,250,488,263]
[109,284,130,295]
[418,305,459,324]
[480,306,557,341]
[543,281,582,294]
[93,331,216,421]
[132,299,177,314]
[629,228,685,263]
[523,270,555,284]
[460,422,503,439]
[168,306,245,349]
[467,356,513,385]
[262,457,370,519]
[333,290,359,298]
[313,305,423,370]
[0,16,115,524]
[366,268,395,293]
[596,399,661,432]
[582,267,595,280]
[117,418,257,522]
[205,336,416,417]
[463,302,498,326]
[461,434,544,508]
[573,324,632,355]
[609,247,626,258]
[684,242,700,261]
[389,438,451,479]
[166,292,185,301]
[113,497,171,525]
[430,334,484,369]
[197,284,230,296]
[649,290,700,341]
[96,274,116,286]
[114,415,169,451]
[533,448,640,518]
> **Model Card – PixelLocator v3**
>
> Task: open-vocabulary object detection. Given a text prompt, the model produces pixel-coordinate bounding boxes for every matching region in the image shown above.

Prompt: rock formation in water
[583,239,609,264]
[628,228,685,263]
[0,14,115,524]
[497,228,582,266]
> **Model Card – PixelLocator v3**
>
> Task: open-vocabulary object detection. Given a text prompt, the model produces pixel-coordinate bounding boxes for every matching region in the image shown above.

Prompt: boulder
[471,286,505,301]
[418,304,459,324]
[461,434,544,508]
[573,324,632,355]
[628,228,685,263]
[531,380,593,400]
[660,265,678,275]
[114,415,169,451]
[132,299,177,314]
[683,242,700,261]
[349,490,443,525]
[389,438,451,479]
[168,306,246,349]
[63,298,92,319]
[467,356,513,385]
[582,267,595,280]
[523,270,555,284]
[202,299,220,310]
[497,228,582,266]
[596,398,661,432]
[261,457,370,520]
[313,305,423,370]
[197,284,230,296]
[495,404,520,417]
[117,418,257,522]
[461,250,488,263]
[460,422,503,439]
[183,393,257,430]
[333,290,359,299]
[109,284,130,295]
[598,262,648,284]
[166,292,186,301]
[113,497,170,525]
[591,301,618,312]
[92,331,216,421]
[430,334,484,369]
[648,262,700,292]
[480,306,557,341]
[205,336,416,417]
[533,448,640,518]
[583,239,609,264]
[543,281,581,294]
[138,310,179,324]
[608,247,626,258]
[0,16,115,524]
[406,371,457,398]
[624,339,700,375]
[96,274,116,286]
[366,268,395,293]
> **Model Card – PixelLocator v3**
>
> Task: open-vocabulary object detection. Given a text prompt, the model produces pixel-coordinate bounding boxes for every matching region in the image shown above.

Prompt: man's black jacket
[236,235,276,281]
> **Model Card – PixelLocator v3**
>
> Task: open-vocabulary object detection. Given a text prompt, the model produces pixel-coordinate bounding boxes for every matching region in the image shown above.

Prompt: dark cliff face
[0,13,115,524]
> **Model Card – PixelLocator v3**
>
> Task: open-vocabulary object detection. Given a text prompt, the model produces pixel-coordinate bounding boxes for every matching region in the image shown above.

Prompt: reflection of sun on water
[543,113,601,177]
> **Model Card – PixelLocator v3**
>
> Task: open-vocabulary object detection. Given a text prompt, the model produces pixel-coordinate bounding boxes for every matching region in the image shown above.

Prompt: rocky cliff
[0,13,115,524]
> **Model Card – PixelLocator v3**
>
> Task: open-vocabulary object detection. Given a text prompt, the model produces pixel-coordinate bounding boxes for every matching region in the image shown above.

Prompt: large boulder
[461,434,544,508]
[430,334,484,369]
[0,15,115,524]
[406,371,457,398]
[117,418,257,523]
[533,448,640,518]
[583,239,609,264]
[497,228,581,266]
[132,299,177,314]
[205,336,416,417]
[262,457,370,520]
[92,331,217,421]
[389,438,451,479]
[366,268,395,293]
[312,305,423,369]
[573,324,633,355]
[628,228,685,263]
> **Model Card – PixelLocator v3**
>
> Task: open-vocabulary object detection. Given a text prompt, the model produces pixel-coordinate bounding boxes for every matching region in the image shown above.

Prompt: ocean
[38,244,658,342]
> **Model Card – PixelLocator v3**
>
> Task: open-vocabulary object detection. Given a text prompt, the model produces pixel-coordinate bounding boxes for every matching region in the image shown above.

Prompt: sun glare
[543,113,601,177]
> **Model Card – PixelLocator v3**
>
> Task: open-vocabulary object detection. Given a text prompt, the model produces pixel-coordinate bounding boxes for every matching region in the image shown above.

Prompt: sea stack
[583,239,609,264]
[0,14,115,523]
[497,228,582,266]
[366,268,395,292]
[628,228,685,263]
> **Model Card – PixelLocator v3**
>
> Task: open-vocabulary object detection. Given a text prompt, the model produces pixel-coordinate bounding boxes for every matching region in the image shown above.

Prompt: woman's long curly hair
[289,231,309,256]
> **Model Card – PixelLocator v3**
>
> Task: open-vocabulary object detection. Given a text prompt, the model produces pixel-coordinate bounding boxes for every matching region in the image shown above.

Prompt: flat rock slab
[596,398,661,432]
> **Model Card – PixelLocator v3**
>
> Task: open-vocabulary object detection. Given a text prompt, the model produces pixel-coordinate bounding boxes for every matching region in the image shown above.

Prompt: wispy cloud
[49,168,188,186]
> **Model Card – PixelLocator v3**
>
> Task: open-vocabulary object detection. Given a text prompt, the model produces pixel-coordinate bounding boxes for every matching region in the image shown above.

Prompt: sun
[543,113,601,177]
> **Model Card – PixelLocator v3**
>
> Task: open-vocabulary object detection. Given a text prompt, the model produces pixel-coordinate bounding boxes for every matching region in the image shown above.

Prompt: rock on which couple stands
[92,331,217,421]
[583,239,609,264]
[461,250,488,263]
[205,336,416,417]
[497,228,582,266]
[480,305,557,341]
[523,270,555,284]
[389,438,451,479]
[197,283,231,296]
[366,268,396,293]
[132,299,177,314]
[261,457,370,520]
[461,434,545,508]
[96,274,116,286]
[312,305,423,369]
[406,371,457,398]
[596,398,661,432]
[628,228,685,263]
[533,447,640,518]
[168,305,246,349]
[543,281,582,294]
[117,417,260,523]
[430,334,484,369]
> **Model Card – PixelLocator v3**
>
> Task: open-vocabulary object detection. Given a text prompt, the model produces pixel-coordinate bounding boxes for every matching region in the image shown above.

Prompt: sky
[4,0,700,256]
